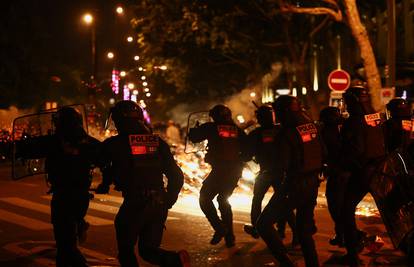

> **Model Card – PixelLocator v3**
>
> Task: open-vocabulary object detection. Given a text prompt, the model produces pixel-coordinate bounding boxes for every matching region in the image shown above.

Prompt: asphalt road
[0,162,408,267]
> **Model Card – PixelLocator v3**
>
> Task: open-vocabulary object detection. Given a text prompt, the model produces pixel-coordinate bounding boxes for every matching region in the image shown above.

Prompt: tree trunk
[343,0,383,111]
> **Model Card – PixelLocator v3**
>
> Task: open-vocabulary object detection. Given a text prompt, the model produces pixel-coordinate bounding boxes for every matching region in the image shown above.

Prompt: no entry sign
[328,69,350,91]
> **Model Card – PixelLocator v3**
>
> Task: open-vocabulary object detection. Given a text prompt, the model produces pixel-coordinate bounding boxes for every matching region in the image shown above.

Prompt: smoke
[0,106,32,131]
[224,87,258,124]
[168,62,284,127]
[167,101,213,126]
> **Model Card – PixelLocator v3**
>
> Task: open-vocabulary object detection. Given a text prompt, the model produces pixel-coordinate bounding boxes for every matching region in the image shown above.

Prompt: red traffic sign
[328,69,351,91]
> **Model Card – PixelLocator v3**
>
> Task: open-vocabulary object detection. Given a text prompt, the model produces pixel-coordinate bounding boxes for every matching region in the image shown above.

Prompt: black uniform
[340,87,386,266]
[245,125,296,241]
[97,101,185,267]
[188,120,246,247]
[16,107,100,267]
[384,98,413,153]
[257,96,322,267]
[319,107,347,246]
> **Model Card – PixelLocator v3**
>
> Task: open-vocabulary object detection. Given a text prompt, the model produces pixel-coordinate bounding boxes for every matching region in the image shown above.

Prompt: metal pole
[386,0,396,87]
[337,35,341,70]
[91,25,96,81]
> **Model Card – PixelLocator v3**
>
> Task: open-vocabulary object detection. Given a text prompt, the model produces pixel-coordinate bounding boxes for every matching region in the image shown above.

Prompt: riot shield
[184,111,211,154]
[370,151,414,248]
[11,104,88,180]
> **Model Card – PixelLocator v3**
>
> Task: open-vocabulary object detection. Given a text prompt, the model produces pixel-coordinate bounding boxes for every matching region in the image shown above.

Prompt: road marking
[3,241,118,267]
[0,208,51,230]
[0,197,112,226]
[43,196,180,221]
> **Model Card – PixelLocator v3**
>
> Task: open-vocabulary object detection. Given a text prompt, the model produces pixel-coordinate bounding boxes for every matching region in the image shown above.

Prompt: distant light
[132,89,139,95]
[302,86,307,95]
[292,88,297,97]
[120,71,126,77]
[159,65,168,70]
[123,85,130,100]
[402,90,407,100]
[116,6,124,14]
[107,52,114,59]
[127,36,133,42]
[131,95,137,102]
[146,92,151,97]
[142,81,148,86]
[141,76,146,80]
[139,100,146,108]
[250,92,256,98]
[144,88,150,92]
[276,89,290,95]
[109,98,116,105]
[138,67,143,71]
[127,83,135,89]
[236,115,245,124]
[83,13,93,24]
[134,55,140,61]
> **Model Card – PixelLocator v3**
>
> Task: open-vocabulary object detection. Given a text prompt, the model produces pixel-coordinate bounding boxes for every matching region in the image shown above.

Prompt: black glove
[95,183,110,194]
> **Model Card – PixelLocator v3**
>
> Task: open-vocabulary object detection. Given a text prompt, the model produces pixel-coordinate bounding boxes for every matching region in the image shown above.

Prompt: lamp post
[82,13,97,81]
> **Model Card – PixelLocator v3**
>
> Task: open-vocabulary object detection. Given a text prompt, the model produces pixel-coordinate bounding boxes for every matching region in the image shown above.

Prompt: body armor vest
[295,123,323,173]
[363,113,386,159]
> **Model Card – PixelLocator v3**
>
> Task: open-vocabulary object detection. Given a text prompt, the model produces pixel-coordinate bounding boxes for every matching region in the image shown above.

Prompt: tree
[131,0,385,117]
[278,0,383,110]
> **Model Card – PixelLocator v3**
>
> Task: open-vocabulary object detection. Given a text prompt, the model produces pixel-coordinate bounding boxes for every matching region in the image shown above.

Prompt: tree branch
[278,0,343,22]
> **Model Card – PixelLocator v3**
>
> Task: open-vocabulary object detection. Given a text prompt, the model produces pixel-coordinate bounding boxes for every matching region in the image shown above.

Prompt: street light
[128,83,135,89]
[82,12,96,80]
[116,6,124,15]
[83,13,93,24]
[141,76,146,80]
[127,36,133,42]
[146,92,151,97]
[134,55,140,61]
[144,88,150,92]
[107,52,114,59]
[120,71,126,77]
[142,81,148,86]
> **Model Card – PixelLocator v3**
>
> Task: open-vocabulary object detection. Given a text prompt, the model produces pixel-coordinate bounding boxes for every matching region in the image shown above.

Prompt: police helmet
[54,106,83,130]
[386,98,411,118]
[209,104,232,123]
[111,100,144,124]
[255,105,274,126]
[319,106,341,125]
[272,95,300,113]
[343,85,370,103]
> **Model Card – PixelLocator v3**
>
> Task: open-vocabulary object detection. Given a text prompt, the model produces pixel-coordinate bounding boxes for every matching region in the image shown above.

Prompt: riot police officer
[256,96,322,267]
[188,104,247,247]
[319,107,347,247]
[243,105,297,245]
[340,86,386,266]
[96,101,189,267]
[384,98,413,153]
[16,106,101,267]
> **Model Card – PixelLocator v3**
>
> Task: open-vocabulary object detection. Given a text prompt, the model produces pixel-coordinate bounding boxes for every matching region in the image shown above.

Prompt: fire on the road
[172,144,379,218]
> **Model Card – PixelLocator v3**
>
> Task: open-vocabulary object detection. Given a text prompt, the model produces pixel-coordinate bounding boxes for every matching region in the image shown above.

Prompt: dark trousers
[251,171,296,237]
[51,193,90,267]
[199,164,242,236]
[342,166,376,263]
[325,170,350,238]
[115,198,181,267]
[257,174,319,267]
